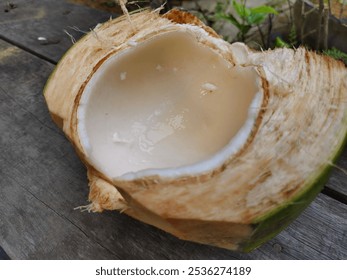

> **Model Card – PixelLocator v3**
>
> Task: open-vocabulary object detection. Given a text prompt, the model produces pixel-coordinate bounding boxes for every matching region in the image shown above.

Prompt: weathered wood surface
[0,0,346,260]
[0,0,117,63]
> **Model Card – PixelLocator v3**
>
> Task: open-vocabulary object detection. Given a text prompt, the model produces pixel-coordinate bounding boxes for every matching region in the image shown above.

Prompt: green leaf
[239,24,252,35]
[214,2,231,21]
[275,37,291,48]
[250,5,278,15]
[232,0,244,16]
[215,2,225,15]
[323,48,347,65]
[288,25,298,46]
[215,9,242,31]
[225,14,243,30]
[247,13,266,25]
[232,0,251,19]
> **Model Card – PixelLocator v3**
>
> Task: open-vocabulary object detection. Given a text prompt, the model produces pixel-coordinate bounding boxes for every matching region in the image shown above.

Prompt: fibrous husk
[44,9,347,251]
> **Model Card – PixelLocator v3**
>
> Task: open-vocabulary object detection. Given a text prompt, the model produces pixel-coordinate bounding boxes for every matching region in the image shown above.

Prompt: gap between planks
[0,34,57,65]
[322,187,347,205]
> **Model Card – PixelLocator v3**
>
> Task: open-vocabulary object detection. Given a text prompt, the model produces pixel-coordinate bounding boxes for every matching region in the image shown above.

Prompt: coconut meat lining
[77,31,263,179]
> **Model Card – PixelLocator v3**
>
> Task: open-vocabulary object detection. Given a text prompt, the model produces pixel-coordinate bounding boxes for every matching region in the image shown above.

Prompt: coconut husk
[44,9,347,251]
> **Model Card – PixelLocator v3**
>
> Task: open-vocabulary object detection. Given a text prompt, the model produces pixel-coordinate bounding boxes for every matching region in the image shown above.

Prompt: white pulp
[77,31,262,179]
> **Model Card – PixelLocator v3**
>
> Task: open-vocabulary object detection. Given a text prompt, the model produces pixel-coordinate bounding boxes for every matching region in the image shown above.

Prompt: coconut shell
[44,9,347,251]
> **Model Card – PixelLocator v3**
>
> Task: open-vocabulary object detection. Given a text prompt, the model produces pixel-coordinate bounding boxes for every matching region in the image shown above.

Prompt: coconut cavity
[77,31,263,179]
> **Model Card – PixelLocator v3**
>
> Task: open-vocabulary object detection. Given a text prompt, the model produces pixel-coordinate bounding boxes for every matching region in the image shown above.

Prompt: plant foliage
[215,0,278,41]
[323,48,347,64]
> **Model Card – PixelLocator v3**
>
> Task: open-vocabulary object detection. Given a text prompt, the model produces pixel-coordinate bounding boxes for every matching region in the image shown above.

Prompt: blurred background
[67,0,347,63]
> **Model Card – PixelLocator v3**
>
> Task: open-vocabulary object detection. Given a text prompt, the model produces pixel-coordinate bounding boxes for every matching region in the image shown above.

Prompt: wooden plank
[325,148,347,200]
[0,246,10,260]
[0,174,119,260]
[0,0,117,63]
[0,39,346,259]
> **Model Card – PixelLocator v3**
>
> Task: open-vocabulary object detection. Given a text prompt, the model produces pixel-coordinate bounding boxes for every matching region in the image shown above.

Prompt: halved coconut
[44,9,347,251]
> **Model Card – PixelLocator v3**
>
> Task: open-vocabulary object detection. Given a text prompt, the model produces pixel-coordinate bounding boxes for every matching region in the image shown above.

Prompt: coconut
[44,9,347,251]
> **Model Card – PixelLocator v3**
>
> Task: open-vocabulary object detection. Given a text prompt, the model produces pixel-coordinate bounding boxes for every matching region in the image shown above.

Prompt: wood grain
[0,0,117,63]
[0,39,346,259]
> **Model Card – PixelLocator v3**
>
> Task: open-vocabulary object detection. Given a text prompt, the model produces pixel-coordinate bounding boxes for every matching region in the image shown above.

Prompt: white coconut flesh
[77,31,263,179]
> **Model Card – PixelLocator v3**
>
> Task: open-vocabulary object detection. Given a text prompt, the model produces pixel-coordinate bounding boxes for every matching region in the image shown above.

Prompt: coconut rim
[73,28,266,182]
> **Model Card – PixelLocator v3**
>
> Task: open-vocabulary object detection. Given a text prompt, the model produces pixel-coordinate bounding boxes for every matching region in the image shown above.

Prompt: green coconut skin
[241,131,347,252]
